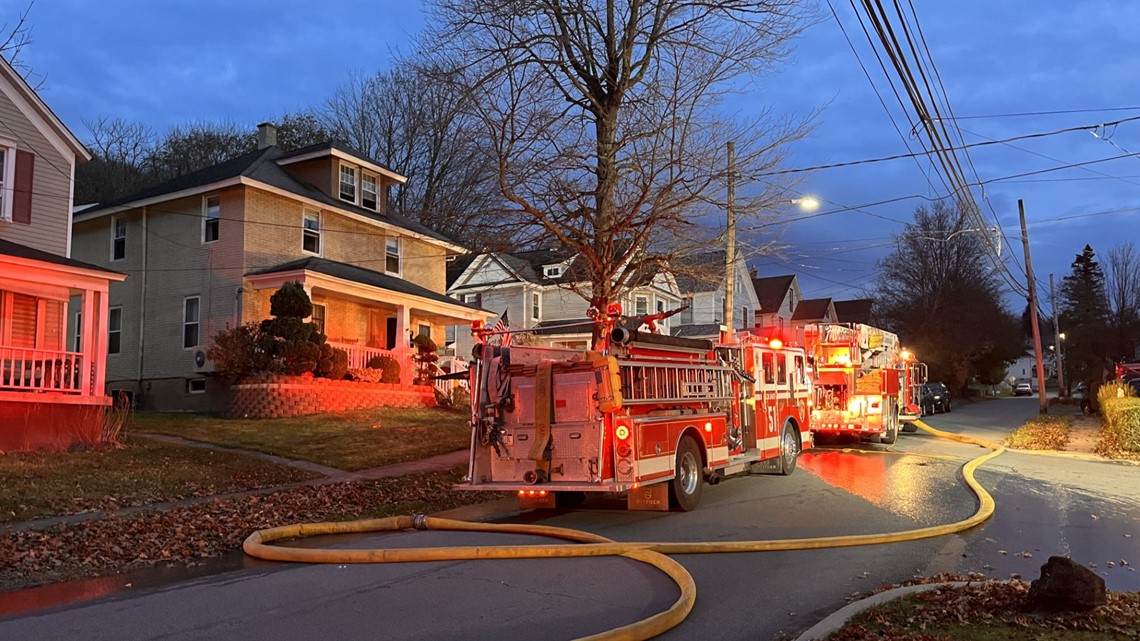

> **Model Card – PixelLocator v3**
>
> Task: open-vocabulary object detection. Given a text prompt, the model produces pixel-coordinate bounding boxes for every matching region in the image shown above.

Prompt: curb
[792,581,969,641]
[1008,448,1140,465]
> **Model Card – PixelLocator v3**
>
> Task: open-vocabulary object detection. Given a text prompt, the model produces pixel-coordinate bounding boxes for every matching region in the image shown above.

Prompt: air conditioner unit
[193,349,215,373]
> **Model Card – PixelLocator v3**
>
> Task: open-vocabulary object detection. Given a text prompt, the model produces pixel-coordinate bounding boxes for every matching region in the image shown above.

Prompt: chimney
[257,122,278,149]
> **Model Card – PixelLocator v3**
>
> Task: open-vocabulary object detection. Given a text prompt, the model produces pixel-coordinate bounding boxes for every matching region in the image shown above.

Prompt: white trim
[73,176,243,223]
[66,159,75,257]
[707,445,729,463]
[187,378,207,394]
[182,295,200,350]
[531,290,541,321]
[0,141,15,222]
[0,56,88,161]
[0,253,124,284]
[361,171,379,211]
[276,147,407,184]
[301,209,322,256]
[338,161,358,204]
[73,309,82,352]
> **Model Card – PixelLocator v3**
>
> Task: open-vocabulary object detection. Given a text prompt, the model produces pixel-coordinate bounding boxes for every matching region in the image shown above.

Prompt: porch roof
[0,239,126,280]
[247,257,490,317]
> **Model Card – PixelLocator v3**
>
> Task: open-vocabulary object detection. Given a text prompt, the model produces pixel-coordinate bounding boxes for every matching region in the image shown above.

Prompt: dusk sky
[19,0,1139,310]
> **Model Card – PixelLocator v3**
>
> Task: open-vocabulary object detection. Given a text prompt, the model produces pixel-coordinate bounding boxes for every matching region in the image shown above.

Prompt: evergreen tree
[1060,245,1110,390]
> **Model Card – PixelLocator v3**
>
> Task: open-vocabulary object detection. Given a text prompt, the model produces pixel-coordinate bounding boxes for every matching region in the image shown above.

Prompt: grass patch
[1005,415,1072,450]
[827,582,1140,640]
[0,436,319,523]
[131,407,471,472]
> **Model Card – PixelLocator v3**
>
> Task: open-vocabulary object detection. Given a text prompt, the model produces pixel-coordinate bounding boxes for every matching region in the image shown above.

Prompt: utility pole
[1019,199,1048,414]
[723,141,736,335]
[1050,273,1064,395]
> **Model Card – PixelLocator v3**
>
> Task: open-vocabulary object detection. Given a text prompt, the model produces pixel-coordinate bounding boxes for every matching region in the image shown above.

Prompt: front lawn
[131,407,472,472]
[0,437,320,523]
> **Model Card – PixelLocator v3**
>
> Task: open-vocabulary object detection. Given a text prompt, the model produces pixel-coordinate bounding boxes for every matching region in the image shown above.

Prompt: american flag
[492,310,511,347]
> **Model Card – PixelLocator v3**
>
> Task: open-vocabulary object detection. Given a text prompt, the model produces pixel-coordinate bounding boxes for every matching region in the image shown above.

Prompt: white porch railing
[433,356,469,398]
[329,342,400,370]
[0,346,88,394]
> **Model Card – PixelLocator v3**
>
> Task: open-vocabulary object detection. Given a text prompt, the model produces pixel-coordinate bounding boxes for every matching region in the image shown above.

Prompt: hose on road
[243,419,1004,641]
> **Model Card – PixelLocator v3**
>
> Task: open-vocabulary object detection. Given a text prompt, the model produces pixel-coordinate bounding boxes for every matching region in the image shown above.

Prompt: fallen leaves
[0,469,499,591]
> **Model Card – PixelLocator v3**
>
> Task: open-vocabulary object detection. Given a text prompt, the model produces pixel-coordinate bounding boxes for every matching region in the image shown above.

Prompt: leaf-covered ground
[0,437,320,523]
[1005,415,1072,451]
[0,469,502,591]
[827,580,1140,640]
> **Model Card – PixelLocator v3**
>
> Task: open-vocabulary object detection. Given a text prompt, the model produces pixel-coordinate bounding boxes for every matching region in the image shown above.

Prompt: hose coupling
[411,514,429,530]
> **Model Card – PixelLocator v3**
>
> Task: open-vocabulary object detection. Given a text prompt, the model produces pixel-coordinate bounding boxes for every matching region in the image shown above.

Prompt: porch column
[80,288,96,396]
[302,284,315,322]
[394,304,412,385]
[93,288,110,396]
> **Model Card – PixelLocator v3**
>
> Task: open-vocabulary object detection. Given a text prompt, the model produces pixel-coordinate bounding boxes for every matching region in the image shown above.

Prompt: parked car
[1014,382,1033,396]
[922,382,952,414]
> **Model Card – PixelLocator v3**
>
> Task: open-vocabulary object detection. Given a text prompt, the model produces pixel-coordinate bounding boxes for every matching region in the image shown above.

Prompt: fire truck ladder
[617,360,735,406]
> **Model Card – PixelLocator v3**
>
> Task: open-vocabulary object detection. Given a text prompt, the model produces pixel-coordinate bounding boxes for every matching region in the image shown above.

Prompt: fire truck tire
[880,412,898,445]
[778,423,800,475]
[669,436,704,511]
[902,421,918,433]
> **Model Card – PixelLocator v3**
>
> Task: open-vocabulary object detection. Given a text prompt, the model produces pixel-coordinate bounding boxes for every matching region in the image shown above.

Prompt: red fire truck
[460,304,812,511]
[803,323,914,445]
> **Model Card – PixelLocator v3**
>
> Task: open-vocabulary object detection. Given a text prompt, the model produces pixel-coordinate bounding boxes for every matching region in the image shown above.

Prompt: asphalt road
[3,397,1138,641]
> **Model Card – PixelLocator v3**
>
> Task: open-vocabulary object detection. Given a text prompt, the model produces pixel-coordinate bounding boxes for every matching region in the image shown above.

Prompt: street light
[792,196,820,212]
[1058,332,1067,395]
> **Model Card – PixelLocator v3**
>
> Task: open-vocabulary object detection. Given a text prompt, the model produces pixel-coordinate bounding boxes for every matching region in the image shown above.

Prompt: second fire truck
[460,304,813,511]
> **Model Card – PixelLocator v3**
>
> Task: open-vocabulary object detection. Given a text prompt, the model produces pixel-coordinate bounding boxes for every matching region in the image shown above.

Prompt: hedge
[1102,396,1140,452]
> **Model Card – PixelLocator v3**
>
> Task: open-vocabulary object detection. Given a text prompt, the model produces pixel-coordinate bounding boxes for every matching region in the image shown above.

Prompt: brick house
[446,247,682,354]
[71,124,486,411]
[0,56,127,450]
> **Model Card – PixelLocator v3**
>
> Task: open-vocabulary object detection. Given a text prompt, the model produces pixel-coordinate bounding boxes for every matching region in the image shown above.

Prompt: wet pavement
[2,396,1138,640]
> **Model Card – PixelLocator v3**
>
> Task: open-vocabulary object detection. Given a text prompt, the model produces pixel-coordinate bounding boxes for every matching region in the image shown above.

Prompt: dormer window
[361,173,379,211]
[543,265,562,278]
[339,163,357,202]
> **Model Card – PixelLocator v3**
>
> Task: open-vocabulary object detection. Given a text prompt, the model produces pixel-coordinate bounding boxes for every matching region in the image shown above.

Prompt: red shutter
[12,149,33,224]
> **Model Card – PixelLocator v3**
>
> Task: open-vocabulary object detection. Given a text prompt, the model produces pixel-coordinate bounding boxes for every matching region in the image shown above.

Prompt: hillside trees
[875,199,1023,391]
[422,0,813,343]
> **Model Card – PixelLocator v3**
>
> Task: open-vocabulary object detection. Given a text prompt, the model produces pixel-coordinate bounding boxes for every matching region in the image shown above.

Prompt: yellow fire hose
[244,420,1004,641]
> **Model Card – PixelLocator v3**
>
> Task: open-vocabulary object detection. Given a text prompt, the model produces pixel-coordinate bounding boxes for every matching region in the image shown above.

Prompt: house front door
[386,317,397,350]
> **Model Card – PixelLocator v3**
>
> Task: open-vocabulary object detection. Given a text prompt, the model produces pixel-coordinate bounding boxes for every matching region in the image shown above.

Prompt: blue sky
[19,0,1140,309]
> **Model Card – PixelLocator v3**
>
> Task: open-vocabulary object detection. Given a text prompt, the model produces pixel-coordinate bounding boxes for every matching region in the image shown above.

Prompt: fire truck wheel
[880,409,898,446]
[669,436,704,511]
[778,423,800,475]
[902,421,918,433]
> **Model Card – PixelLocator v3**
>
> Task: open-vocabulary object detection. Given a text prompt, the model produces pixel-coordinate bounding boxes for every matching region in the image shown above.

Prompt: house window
[108,307,122,355]
[339,163,357,202]
[187,378,207,394]
[0,146,11,221]
[741,306,749,327]
[532,292,541,320]
[634,295,648,316]
[418,323,431,339]
[302,211,321,254]
[543,265,562,278]
[111,215,127,261]
[385,237,400,274]
[73,311,82,351]
[203,195,220,243]
[679,298,693,325]
[362,173,379,211]
[183,296,200,349]
[311,303,326,334]
[463,292,481,308]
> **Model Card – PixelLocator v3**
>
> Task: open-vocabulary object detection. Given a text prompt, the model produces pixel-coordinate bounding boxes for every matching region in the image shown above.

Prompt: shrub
[364,356,401,383]
[412,334,440,385]
[1102,397,1140,452]
[259,281,325,375]
[208,322,269,381]
[269,281,313,319]
[1098,380,1137,407]
[315,344,349,380]
[348,367,384,383]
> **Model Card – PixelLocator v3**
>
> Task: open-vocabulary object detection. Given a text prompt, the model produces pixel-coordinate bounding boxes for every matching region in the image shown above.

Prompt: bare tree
[0,3,36,81]
[321,66,508,248]
[422,0,814,337]
[75,116,156,204]
[1106,241,1140,360]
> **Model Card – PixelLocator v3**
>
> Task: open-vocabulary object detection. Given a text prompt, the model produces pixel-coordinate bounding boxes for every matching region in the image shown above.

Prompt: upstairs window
[385,237,400,274]
[543,265,562,278]
[531,292,541,320]
[463,292,482,308]
[111,215,127,260]
[183,296,200,349]
[0,146,9,221]
[203,195,220,243]
[339,164,357,202]
[108,307,122,355]
[302,211,321,255]
[634,295,649,316]
[741,306,750,328]
[361,173,379,211]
